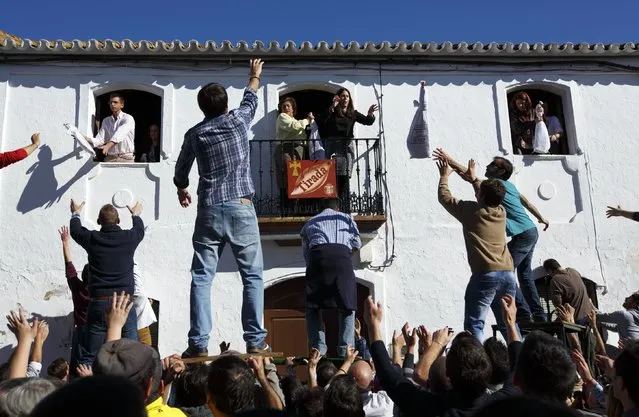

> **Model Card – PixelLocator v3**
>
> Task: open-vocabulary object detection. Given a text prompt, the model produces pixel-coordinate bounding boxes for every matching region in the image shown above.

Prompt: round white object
[112,189,134,208]
[537,182,556,201]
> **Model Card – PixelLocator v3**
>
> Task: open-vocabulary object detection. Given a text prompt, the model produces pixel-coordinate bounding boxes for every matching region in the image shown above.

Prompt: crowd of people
[0,58,639,417]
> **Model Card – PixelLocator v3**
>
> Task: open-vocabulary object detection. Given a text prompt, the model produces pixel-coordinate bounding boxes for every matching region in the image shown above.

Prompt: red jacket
[0,148,28,169]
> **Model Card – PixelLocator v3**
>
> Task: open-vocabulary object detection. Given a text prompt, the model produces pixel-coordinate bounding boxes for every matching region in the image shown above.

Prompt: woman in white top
[274,96,314,190]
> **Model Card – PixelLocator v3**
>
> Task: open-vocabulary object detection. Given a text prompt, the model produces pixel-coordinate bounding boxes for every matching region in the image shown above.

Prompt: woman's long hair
[510,91,532,116]
[336,87,355,118]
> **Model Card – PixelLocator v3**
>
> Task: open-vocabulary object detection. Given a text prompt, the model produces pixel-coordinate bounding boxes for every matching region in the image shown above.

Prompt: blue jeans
[189,198,267,351]
[306,306,355,357]
[464,271,518,341]
[79,299,138,366]
[509,227,547,322]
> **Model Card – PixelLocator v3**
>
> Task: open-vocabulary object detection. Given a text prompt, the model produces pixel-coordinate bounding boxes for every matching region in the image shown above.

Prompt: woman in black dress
[318,87,378,212]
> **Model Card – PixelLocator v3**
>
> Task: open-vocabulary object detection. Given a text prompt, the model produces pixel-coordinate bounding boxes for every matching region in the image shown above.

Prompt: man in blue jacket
[69,198,145,366]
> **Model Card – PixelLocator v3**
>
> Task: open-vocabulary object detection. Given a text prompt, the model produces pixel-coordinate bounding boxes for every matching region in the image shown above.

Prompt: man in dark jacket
[69,198,144,365]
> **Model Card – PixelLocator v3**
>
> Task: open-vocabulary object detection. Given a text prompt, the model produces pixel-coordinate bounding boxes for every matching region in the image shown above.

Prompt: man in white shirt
[351,360,395,417]
[84,93,136,162]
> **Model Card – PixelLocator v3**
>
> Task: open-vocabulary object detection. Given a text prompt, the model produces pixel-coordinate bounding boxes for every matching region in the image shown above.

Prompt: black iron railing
[249,138,384,217]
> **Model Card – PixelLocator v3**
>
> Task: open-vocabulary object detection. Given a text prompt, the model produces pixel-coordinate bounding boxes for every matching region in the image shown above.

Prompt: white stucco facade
[0,51,637,364]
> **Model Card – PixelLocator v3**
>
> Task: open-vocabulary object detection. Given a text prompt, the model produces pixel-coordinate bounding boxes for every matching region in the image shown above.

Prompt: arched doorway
[264,276,371,361]
[94,89,162,162]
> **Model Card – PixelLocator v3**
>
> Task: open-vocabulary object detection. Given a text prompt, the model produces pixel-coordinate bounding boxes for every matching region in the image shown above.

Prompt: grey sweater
[597,308,639,341]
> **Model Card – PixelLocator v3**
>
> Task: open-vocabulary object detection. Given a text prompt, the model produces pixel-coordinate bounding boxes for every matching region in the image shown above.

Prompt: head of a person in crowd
[623,292,639,310]
[278,97,297,117]
[477,179,506,208]
[473,396,579,417]
[281,374,305,415]
[543,259,563,276]
[29,375,147,417]
[514,331,577,405]
[296,387,324,417]
[485,157,514,181]
[427,356,450,393]
[207,355,256,417]
[0,377,61,417]
[47,358,70,382]
[511,91,532,115]
[148,124,160,146]
[445,333,492,400]
[612,340,639,411]
[335,87,355,117]
[322,198,340,212]
[316,359,337,388]
[174,363,209,408]
[97,204,120,227]
[109,92,125,116]
[323,375,365,417]
[92,339,163,406]
[349,360,374,393]
[483,337,509,387]
[198,83,228,119]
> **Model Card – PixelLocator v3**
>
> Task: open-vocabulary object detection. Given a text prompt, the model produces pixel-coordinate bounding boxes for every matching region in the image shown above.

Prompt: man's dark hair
[515,331,576,404]
[323,375,365,417]
[445,333,492,399]
[97,204,119,226]
[175,363,209,408]
[207,355,256,415]
[281,375,305,415]
[427,356,450,394]
[322,198,339,211]
[29,375,146,417]
[316,359,337,388]
[474,396,578,417]
[483,337,510,385]
[479,179,506,207]
[296,387,324,417]
[543,259,562,272]
[197,83,228,118]
[109,92,125,103]
[614,340,639,406]
[491,157,514,180]
[47,358,69,380]
[631,291,639,306]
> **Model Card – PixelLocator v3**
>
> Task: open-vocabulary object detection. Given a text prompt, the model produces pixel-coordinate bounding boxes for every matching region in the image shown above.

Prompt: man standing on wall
[436,160,517,341]
[82,93,136,162]
[434,149,549,324]
[69,198,145,365]
[300,198,361,357]
[0,133,40,169]
[173,59,269,357]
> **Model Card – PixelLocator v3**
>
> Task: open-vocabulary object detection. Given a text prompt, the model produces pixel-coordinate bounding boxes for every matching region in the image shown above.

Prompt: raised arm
[520,193,549,231]
[236,59,263,125]
[432,148,467,175]
[0,133,40,169]
[355,105,377,126]
[607,205,639,222]
[69,199,91,249]
[127,202,145,243]
[436,161,466,222]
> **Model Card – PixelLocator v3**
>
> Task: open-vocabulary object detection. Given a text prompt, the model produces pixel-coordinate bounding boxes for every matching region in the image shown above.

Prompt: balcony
[249,138,386,237]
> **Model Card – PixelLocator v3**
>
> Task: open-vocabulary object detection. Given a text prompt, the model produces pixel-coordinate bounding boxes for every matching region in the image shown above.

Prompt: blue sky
[2,0,637,44]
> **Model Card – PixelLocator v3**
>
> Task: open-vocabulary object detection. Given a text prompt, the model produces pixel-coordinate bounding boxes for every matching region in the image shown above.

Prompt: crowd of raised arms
[0,59,638,417]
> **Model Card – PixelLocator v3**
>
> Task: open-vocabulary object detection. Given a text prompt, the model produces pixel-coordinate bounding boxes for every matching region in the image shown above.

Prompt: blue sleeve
[355,336,371,361]
[236,87,259,126]
[173,133,195,189]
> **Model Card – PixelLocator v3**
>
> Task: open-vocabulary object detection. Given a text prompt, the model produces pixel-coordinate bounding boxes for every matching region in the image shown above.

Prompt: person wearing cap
[93,338,187,417]
[596,292,639,343]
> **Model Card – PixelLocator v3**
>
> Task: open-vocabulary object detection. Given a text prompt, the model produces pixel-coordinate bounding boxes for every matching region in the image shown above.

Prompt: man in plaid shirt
[174,58,269,357]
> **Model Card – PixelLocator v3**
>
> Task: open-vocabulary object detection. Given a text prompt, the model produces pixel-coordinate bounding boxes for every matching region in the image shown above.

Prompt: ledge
[258,215,386,244]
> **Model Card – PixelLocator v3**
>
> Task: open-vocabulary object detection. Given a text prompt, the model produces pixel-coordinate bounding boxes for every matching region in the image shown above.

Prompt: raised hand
[364,296,383,328]
[367,104,379,115]
[432,148,450,163]
[391,329,405,348]
[416,325,433,354]
[501,294,517,325]
[77,364,93,377]
[354,317,362,339]
[70,199,85,214]
[556,303,575,324]
[107,292,133,333]
[432,327,454,349]
[35,320,49,344]
[308,347,321,370]
[219,341,230,353]
[606,205,624,218]
[58,226,70,242]
[248,355,267,381]
[436,160,453,177]
[401,323,418,349]
[249,58,264,79]
[127,201,142,216]
[344,345,359,364]
[31,133,41,147]
[6,306,33,343]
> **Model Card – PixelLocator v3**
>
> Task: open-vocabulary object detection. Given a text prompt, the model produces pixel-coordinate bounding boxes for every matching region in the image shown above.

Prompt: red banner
[287,160,337,199]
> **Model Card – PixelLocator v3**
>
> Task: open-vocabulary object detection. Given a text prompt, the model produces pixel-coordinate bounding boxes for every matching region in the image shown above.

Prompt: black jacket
[70,214,145,297]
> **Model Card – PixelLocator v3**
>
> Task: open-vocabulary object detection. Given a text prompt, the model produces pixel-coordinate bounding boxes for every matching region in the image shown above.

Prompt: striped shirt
[300,208,361,263]
[173,87,257,207]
